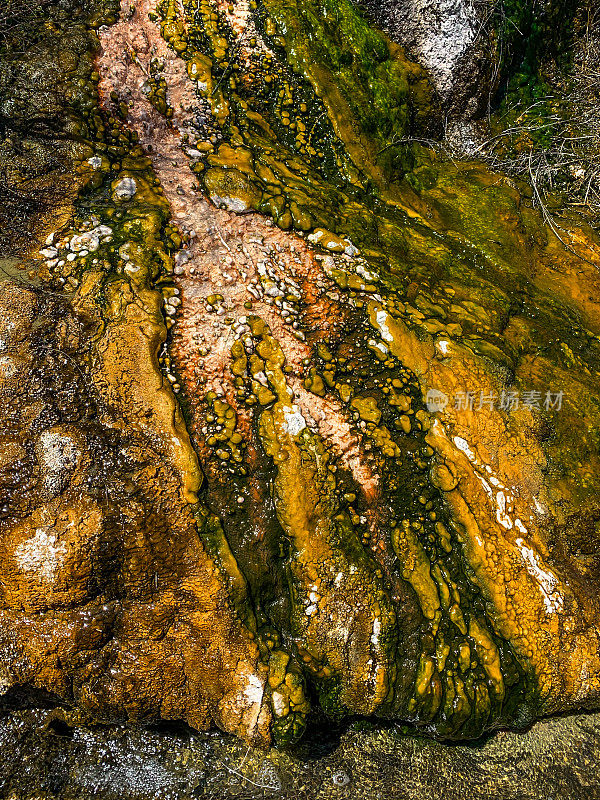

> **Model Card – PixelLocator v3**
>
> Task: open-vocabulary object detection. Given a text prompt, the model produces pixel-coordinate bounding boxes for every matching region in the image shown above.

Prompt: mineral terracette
[2,0,600,751]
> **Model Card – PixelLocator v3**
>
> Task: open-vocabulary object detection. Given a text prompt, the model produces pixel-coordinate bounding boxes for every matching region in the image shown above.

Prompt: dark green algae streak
[2,0,600,747]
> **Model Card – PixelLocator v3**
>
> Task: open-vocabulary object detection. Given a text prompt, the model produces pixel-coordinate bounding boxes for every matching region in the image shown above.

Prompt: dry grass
[471,1,600,224]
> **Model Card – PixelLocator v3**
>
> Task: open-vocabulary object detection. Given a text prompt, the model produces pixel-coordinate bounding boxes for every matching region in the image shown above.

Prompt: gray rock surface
[358,0,493,117]
[1,706,599,799]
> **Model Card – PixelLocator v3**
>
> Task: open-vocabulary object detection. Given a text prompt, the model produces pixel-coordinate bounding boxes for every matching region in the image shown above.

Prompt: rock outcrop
[357,0,492,117]
[2,0,600,751]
